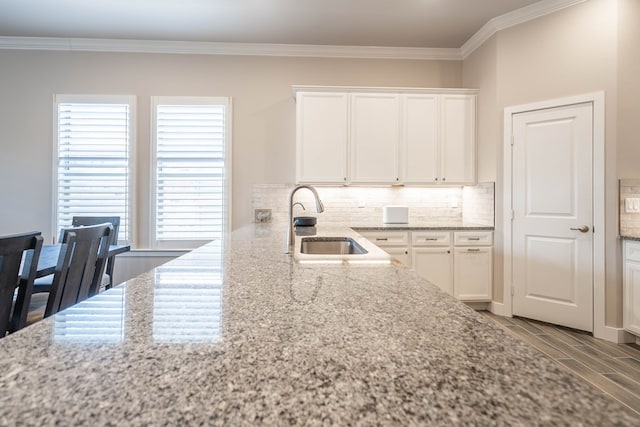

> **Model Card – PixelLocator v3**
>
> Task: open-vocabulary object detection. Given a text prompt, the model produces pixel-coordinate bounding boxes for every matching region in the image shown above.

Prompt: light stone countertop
[0,224,637,426]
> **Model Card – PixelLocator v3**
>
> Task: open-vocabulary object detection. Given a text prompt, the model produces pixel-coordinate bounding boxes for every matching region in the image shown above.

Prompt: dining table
[35,244,131,278]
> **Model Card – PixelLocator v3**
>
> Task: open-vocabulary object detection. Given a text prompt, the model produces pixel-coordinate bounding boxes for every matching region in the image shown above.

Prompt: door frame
[501,92,608,340]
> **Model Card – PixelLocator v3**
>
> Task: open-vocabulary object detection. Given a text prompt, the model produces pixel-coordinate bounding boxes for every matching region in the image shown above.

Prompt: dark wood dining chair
[72,216,120,288]
[0,231,43,336]
[41,223,113,318]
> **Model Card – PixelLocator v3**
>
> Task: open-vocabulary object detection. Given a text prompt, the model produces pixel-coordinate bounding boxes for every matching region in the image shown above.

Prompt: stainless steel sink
[300,237,368,255]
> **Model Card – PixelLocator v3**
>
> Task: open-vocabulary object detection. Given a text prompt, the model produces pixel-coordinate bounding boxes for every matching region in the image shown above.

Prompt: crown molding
[0,0,587,61]
[460,0,588,59]
[0,36,461,61]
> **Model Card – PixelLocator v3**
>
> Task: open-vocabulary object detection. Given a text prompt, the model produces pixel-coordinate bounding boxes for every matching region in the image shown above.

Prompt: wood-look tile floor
[480,311,640,417]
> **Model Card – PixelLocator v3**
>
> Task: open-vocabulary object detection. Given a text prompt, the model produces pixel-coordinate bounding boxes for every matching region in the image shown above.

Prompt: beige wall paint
[0,50,461,245]
[463,0,626,327]
[617,0,640,179]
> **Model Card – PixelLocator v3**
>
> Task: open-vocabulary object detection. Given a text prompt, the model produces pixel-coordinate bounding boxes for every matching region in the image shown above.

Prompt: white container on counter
[383,205,408,224]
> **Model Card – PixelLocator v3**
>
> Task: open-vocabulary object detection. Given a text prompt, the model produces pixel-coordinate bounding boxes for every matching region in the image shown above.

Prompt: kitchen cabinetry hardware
[467,248,480,252]
[570,225,590,233]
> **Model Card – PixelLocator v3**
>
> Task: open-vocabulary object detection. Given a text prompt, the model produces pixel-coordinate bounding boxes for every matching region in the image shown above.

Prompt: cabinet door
[296,92,348,184]
[440,95,476,184]
[401,94,439,183]
[412,247,452,295]
[350,93,400,184]
[624,241,640,335]
[453,247,492,301]
[383,246,412,267]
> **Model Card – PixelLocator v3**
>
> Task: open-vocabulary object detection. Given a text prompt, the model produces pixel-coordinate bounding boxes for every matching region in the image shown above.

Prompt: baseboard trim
[490,301,511,317]
[594,325,636,344]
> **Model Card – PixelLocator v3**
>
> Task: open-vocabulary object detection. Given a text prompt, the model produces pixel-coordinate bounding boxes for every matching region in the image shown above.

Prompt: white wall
[0,50,462,246]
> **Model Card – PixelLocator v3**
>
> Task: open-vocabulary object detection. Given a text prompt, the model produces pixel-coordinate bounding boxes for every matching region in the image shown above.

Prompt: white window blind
[152,97,229,248]
[55,95,133,242]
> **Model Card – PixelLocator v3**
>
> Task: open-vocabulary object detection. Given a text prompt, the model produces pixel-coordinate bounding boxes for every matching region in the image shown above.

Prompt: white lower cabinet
[453,247,492,301]
[359,229,493,302]
[357,230,411,267]
[623,240,640,336]
[412,248,452,294]
[411,231,452,294]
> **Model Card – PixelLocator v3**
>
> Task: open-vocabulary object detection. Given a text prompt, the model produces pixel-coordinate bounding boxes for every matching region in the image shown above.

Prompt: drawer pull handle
[468,237,481,241]
[376,238,388,241]
[425,238,438,241]
[467,248,480,252]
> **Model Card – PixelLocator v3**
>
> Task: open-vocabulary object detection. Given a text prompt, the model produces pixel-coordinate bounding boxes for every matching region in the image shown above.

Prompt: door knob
[570,225,590,233]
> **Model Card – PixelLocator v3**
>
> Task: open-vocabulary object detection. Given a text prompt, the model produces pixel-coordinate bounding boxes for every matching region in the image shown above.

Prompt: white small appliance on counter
[383,205,408,224]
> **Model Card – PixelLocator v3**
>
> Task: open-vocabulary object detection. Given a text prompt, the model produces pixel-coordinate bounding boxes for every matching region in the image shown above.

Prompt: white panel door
[512,103,593,331]
[350,93,400,183]
[296,92,348,184]
[401,94,439,183]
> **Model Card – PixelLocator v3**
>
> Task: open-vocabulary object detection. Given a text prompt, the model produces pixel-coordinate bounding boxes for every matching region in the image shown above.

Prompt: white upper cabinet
[400,94,439,183]
[350,93,400,184]
[296,92,348,184]
[440,94,476,184]
[294,87,477,186]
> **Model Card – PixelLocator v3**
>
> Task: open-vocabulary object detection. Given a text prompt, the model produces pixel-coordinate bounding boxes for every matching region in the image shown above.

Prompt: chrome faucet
[285,184,324,253]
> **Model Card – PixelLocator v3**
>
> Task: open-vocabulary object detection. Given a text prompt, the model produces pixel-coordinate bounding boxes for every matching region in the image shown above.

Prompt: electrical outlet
[254,208,272,223]
[625,198,640,213]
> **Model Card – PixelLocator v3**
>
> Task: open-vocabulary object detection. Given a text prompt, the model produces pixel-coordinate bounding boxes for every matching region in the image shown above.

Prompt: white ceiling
[0,0,545,49]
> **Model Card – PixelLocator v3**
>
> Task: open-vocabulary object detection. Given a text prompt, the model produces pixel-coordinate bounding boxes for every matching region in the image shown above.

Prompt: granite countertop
[621,235,640,241]
[0,224,637,426]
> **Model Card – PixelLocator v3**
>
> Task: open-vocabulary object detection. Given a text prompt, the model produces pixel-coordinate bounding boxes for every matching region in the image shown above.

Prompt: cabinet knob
[435,178,439,181]
[442,177,446,182]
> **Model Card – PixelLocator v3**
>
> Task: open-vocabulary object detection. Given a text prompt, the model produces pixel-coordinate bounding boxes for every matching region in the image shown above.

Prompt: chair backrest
[45,223,113,317]
[72,216,120,245]
[0,231,43,336]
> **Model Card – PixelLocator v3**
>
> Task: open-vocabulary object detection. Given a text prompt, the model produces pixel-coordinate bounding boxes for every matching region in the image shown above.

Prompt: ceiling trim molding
[0,36,462,60]
[460,0,588,59]
[0,0,587,61]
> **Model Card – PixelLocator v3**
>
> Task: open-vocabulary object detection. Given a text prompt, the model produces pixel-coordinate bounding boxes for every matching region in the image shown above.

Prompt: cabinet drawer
[412,231,451,246]
[357,230,409,246]
[625,240,640,263]
[453,231,493,246]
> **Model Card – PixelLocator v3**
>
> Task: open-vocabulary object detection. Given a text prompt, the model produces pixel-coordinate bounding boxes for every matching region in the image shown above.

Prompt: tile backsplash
[252,183,494,227]
[620,179,640,237]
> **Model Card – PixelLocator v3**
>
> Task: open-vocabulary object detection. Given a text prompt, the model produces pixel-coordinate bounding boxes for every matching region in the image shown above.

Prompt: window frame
[150,96,232,250]
[52,94,136,246]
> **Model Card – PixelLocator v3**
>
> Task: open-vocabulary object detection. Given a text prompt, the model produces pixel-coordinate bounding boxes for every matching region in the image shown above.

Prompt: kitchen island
[0,224,637,426]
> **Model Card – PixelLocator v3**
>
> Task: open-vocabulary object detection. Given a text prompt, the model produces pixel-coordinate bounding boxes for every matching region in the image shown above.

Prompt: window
[151,97,231,249]
[54,95,134,243]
